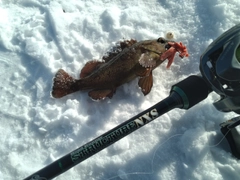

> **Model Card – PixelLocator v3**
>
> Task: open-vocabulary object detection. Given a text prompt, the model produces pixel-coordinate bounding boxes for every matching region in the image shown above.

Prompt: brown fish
[51,37,188,100]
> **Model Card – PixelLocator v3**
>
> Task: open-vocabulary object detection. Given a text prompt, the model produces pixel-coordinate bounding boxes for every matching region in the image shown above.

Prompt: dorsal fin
[102,39,137,62]
[80,60,104,78]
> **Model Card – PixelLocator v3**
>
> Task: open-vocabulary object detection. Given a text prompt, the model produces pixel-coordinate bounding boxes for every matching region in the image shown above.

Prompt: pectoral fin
[135,67,152,77]
[88,89,116,100]
[139,53,157,68]
[80,60,104,78]
[138,71,153,96]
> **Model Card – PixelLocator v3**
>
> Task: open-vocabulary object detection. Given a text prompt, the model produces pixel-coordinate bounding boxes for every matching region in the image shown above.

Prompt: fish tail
[51,69,79,98]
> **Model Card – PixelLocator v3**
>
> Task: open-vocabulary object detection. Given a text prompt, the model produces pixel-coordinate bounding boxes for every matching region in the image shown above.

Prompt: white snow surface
[1,0,240,180]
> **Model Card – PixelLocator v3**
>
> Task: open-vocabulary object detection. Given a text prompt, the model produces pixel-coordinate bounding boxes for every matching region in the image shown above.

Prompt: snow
[0,0,240,179]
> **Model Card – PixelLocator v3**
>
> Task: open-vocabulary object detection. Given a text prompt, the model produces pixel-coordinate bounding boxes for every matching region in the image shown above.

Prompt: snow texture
[0,0,240,180]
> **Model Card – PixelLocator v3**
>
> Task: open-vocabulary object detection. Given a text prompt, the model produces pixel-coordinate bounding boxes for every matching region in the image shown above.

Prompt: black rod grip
[171,75,211,109]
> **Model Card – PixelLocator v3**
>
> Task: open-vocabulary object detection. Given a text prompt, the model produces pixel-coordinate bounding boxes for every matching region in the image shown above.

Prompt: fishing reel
[199,23,240,159]
[200,23,240,114]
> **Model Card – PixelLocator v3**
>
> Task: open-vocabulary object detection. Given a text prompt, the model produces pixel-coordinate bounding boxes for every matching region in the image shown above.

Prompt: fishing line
[206,128,231,148]
[105,128,231,180]
[104,133,183,180]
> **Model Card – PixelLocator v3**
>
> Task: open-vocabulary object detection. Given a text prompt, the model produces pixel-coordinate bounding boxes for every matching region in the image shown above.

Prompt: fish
[51,37,188,100]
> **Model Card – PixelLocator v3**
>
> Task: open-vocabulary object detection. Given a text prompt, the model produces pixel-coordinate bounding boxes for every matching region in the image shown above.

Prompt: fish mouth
[157,37,174,50]
[165,42,174,50]
[165,44,171,50]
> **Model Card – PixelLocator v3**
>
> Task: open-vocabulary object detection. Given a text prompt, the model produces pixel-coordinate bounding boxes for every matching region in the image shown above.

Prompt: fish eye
[157,37,166,44]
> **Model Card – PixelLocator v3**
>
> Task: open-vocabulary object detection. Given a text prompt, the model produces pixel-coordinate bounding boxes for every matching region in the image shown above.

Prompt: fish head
[138,37,173,68]
[141,37,189,69]
[155,37,172,52]
[143,37,172,55]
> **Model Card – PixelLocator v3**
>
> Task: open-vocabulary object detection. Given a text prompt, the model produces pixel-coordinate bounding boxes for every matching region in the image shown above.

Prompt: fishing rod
[24,75,210,180]
[25,23,240,180]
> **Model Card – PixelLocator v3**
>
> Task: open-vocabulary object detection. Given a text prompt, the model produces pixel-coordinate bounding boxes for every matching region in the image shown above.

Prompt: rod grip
[171,75,211,109]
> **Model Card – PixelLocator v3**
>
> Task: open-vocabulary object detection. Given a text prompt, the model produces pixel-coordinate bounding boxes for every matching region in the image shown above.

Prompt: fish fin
[80,60,104,78]
[51,69,77,98]
[103,39,137,62]
[135,67,152,77]
[138,71,153,96]
[120,39,137,49]
[88,89,115,100]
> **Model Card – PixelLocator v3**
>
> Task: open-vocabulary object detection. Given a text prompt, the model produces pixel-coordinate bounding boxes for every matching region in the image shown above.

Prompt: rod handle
[171,75,211,109]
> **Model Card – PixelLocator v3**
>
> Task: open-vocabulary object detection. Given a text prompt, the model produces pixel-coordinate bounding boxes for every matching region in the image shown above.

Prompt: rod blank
[24,75,210,180]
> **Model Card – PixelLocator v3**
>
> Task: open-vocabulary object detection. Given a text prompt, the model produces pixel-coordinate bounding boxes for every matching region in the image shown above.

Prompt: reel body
[200,24,240,114]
